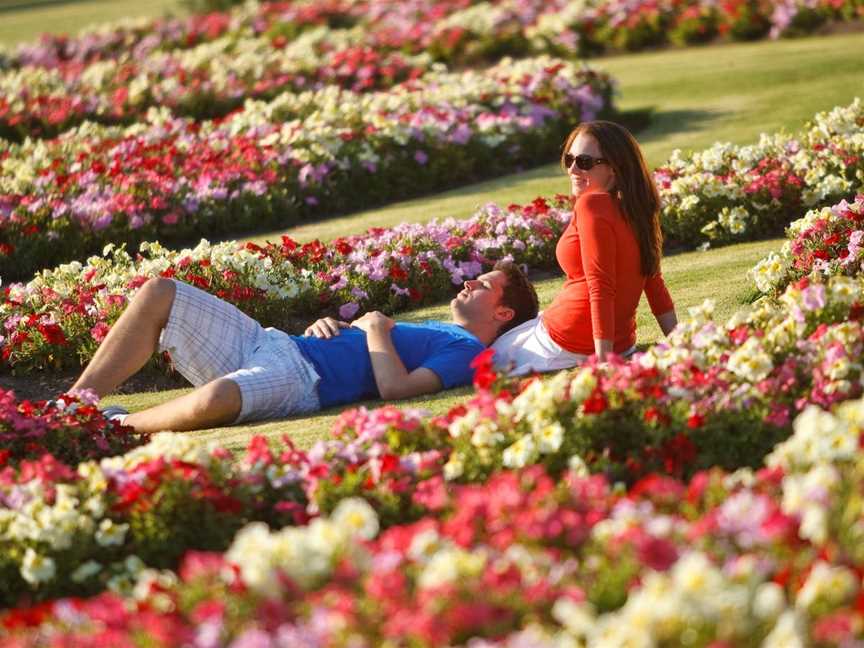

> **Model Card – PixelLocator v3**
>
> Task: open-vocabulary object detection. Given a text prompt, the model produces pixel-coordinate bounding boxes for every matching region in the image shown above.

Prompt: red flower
[334,238,353,255]
[280,235,298,254]
[389,263,408,281]
[637,535,679,571]
[470,348,496,390]
[37,322,67,346]
[581,389,607,415]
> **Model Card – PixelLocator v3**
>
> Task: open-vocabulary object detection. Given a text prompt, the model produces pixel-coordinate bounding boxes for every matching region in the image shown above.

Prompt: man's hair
[493,260,539,336]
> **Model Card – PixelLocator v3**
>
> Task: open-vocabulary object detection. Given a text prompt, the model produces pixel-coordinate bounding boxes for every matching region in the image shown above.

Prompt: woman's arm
[644,273,677,337]
[577,193,618,361]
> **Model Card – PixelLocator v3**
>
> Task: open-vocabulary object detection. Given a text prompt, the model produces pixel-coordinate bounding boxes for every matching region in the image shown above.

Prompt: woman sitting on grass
[493,120,678,375]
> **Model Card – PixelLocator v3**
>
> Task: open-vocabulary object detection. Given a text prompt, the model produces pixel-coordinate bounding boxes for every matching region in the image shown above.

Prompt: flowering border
[0,196,569,374]
[0,57,612,280]
[2,398,864,645]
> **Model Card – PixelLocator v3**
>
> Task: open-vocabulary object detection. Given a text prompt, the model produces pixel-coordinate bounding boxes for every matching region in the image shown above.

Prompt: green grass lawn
[101,236,782,452]
[3,13,861,453]
[0,0,182,45]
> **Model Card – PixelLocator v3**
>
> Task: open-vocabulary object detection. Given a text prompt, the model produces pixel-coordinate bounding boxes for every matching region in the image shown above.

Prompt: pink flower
[90,322,110,342]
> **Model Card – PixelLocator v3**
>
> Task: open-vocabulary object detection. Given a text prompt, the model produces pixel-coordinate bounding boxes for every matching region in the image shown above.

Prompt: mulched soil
[0,369,189,403]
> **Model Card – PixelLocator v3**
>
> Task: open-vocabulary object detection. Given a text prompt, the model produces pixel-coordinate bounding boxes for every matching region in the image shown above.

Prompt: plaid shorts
[158,280,321,423]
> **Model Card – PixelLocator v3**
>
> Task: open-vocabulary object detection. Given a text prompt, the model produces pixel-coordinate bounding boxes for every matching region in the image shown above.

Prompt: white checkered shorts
[158,280,321,423]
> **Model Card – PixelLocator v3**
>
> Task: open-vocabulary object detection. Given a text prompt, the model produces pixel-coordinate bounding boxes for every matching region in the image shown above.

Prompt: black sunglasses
[564,153,608,171]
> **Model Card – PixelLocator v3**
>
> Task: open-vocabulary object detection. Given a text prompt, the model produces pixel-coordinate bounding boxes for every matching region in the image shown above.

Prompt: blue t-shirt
[292,321,485,408]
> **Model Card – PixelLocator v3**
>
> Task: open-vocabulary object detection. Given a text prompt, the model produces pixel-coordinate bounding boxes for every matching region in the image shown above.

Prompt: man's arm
[351,311,443,400]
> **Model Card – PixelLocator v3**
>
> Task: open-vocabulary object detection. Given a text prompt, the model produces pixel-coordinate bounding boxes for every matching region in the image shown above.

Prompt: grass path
[242,30,864,247]
[102,236,783,451]
[0,0,182,45]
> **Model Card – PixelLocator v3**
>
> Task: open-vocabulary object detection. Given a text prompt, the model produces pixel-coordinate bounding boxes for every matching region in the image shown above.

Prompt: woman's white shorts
[491,314,636,376]
[491,314,588,376]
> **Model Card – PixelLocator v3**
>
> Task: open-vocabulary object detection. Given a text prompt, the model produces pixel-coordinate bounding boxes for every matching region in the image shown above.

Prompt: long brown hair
[560,121,662,276]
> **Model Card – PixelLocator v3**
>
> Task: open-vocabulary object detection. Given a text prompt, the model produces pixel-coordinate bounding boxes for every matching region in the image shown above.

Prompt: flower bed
[3,0,860,102]
[0,196,569,374]
[0,57,612,281]
[0,431,309,607]
[2,0,860,140]
[2,397,864,645]
[657,98,864,249]
[0,37,430,141]
[751,193,864,296]
[0,389,145,467]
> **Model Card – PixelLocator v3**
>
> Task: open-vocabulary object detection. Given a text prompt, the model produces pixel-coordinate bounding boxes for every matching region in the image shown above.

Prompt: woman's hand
[656,310,678,336]
[593,338,613,363]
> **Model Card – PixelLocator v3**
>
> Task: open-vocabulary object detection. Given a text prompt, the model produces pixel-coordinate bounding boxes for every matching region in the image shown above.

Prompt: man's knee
[136,277,176,325]
[193,379,242,424]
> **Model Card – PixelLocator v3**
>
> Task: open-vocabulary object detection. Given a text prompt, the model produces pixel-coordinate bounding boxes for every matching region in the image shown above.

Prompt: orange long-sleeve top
[542,191,675,356]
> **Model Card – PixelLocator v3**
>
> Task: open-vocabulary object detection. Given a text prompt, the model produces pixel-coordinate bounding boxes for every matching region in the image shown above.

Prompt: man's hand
[304,317,350,339]
[350,311,395,334]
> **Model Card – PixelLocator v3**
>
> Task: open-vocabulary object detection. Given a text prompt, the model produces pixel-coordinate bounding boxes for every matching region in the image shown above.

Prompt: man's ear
[494,305,515,323]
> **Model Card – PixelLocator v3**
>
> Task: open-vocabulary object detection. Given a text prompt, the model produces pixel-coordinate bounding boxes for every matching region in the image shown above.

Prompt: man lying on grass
[69,260,538,433]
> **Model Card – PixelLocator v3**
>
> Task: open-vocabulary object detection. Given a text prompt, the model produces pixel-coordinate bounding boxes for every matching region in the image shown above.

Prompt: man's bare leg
[72,278,176,398]
[122,378,242,434]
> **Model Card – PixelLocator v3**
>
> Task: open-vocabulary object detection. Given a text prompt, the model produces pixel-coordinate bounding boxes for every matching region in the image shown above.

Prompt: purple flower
[800,284,826,311]
[339,302,360,319]
[391,284,410,296]
[414,150,428,165]
[449,123,472,145]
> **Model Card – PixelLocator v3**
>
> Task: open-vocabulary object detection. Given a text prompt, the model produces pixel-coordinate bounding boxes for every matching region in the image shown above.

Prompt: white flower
[552,597,595,638]
[502,435,537,469]
[331,497,379,541]
[443,453,465,481]
[418,546,486,590]
[71,561,102,583]
[761,610,807,648]
[95,518,129,547]
[408,528,443,563]
[796,561,858,611]
[21,548,55,585]
[727,337,773,382]
[569,368,597,404]
[753,582,786,621]
[568,454,590,477]
[536,422,565,454]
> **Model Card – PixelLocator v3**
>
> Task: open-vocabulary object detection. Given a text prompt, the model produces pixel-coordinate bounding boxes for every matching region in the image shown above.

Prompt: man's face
[451,269,510,324]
